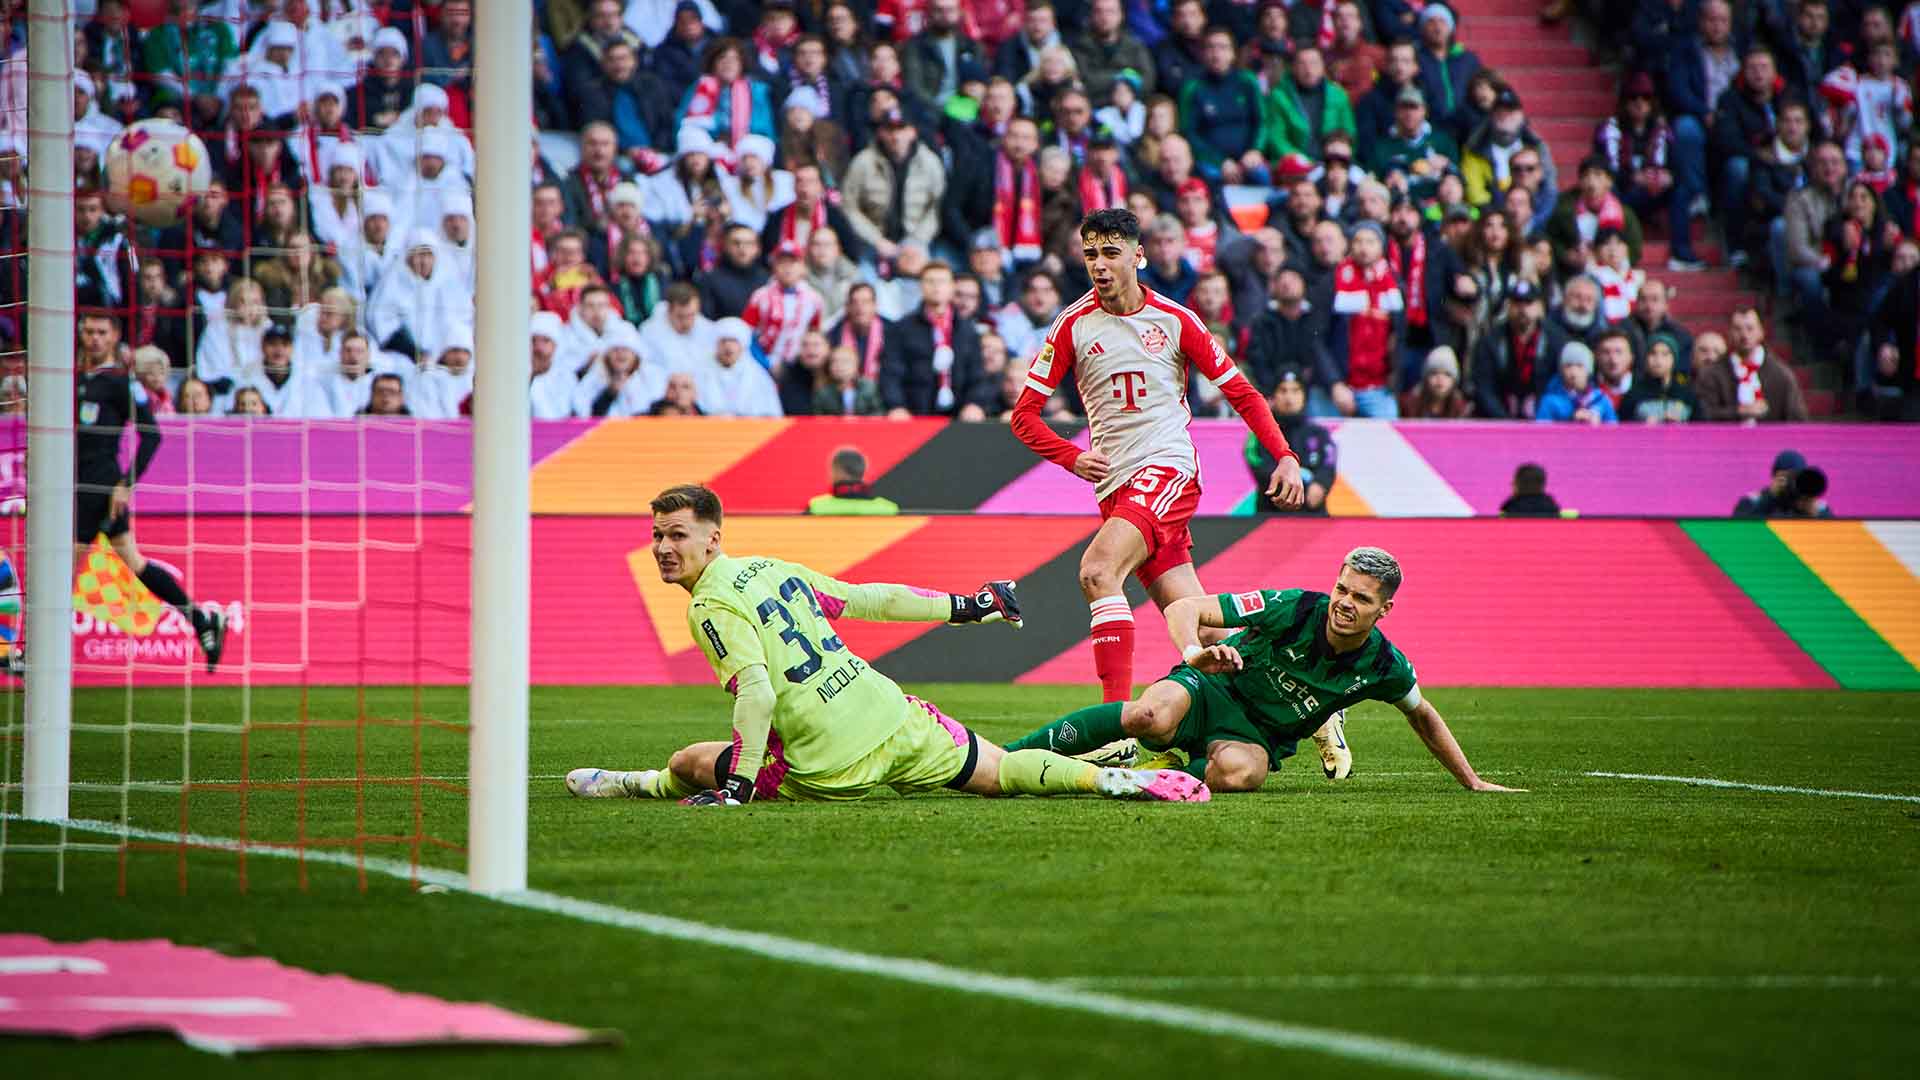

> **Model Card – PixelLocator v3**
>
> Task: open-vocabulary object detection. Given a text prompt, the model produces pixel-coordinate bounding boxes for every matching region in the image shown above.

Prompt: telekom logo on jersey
[1110,372,1149,413]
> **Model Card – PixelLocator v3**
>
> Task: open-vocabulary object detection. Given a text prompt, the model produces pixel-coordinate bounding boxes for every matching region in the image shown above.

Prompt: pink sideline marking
[0,935,601,1054]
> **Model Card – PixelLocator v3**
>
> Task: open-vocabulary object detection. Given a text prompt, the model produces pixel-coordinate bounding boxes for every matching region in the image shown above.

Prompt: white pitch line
[1585,772,1920,805]
[4,815,1601,1080]
[1058,974,1918,992]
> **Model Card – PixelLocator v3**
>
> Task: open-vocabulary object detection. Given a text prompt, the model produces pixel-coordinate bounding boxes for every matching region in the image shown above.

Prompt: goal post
[467,0,533,894]
[21,0,76,823]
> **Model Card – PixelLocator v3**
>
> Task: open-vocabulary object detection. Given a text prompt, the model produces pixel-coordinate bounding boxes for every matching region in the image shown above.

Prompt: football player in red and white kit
[1010,208,1305,703]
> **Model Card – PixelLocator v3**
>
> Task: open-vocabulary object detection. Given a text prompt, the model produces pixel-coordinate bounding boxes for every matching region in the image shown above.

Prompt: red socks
[1088,595,1135,703]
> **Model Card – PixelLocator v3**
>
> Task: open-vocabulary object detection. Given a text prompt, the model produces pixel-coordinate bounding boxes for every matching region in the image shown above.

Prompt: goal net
[0,1,499,895]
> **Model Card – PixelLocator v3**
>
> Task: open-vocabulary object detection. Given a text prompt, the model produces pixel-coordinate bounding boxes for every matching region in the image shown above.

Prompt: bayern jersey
[1024,287,1241,499]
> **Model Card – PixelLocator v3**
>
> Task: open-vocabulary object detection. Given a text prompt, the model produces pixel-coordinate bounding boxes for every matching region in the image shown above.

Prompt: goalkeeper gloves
[681,772,755,806]
[949,580,1023,629]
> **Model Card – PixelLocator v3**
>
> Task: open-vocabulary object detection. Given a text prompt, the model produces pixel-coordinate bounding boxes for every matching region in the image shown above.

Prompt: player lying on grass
[565,484,1210,804]
[1003,547,1523,793]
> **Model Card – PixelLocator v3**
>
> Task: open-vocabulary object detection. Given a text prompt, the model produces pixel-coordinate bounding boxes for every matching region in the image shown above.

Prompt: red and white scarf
[1331,257,1403,391]
[1316,2,1337,49]
[779,198,829,250]
[1573,192,1627,246]
[687,75,752,147]
[575,165,619,221]
[1076,161,1129,212]
[753,23,799,77]
[927,304,956,409]
[1734,348,1767,407]
[1391,232,1428,329]
[745,281,823,366]
[839,317,886,380]
[1591,261,1642,322]
[994,153,1043,261]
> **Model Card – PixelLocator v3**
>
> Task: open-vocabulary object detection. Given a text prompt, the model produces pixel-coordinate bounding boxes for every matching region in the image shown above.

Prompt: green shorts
[1159,665,1300,769]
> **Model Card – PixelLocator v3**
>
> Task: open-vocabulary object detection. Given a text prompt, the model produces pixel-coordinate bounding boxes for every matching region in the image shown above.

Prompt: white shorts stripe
[1151,472,1191,518]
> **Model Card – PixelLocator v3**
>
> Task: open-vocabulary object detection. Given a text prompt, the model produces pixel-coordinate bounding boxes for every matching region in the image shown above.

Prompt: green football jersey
[688,555,913,777]
[1211,588,1422,740]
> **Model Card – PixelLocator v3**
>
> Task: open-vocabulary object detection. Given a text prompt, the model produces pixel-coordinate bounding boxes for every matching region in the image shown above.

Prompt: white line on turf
[1056,974,1918,992]
[1585,772,1920,804]
[7,814,1602,1080]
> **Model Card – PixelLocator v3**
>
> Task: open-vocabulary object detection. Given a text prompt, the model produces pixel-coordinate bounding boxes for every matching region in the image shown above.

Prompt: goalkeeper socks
[638,768,699,800]
[136,562,196,622]
[1005,702,1126,756]
[1088,595,1134,702]
[997,749,1098,796]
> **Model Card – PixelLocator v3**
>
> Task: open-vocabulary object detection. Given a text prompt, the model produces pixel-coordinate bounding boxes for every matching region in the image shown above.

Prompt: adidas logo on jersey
[1085,341,1106,357]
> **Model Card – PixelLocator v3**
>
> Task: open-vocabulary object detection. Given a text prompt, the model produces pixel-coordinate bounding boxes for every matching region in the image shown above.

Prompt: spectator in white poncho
[572,324,667,416]
[309,140,369,249]
[435,189,476,292]
[719,133,794,234]
[337,188,400,303]
[694,317,783,416]
[413,332,477,419]
[529,311,582,419]
[637,281,719,374]
[195,278,271,408]
[310,332,388,418]
[370,82,474,189]
[565,284,640,365]
[367,227,474,362]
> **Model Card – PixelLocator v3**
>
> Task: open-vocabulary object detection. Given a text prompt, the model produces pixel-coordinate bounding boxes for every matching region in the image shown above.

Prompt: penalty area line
[8,815,1601,1080]
[1585,772,1920,804]
[1057,974,1919,992]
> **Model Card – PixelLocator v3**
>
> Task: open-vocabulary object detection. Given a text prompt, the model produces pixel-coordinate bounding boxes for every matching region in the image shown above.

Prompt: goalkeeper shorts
[777,694,978,802]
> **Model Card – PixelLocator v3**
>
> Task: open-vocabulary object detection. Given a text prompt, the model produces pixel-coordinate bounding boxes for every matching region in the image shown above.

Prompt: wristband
[1182,644,1205,664]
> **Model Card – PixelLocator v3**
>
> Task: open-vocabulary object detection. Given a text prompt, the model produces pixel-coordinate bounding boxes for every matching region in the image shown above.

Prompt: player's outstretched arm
[797,568,1024,628]
[1163,596,1242,674]
[1402,699,1526,793]
[685,664,775,807]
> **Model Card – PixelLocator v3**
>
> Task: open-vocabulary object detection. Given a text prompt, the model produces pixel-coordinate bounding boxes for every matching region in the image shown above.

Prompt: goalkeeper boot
[565,767,653,798]
[194,608,228,673]
[1094,767,1211,803]
[1311,710,1353,780]
[4,641,22,679]
[1075,738,1140,768]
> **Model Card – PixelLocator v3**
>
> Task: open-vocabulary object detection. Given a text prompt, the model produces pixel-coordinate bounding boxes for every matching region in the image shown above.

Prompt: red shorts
[1098,465,1201,587]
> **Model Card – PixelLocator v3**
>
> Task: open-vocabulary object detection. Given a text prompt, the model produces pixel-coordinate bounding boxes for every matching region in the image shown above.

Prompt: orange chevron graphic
[531,417,790,514]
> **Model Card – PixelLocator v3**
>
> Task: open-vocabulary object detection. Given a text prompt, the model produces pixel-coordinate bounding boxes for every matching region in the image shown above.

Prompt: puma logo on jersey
[1284,646,1305,661]
[1086,341,1107,357]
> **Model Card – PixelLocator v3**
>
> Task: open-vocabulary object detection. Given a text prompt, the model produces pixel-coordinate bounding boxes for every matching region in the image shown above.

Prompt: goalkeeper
[1003,547,1523,794]
[566,484,1208,805]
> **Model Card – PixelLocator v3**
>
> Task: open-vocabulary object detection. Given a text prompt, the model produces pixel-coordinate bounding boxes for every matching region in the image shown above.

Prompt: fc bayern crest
[1138,325,1169,355]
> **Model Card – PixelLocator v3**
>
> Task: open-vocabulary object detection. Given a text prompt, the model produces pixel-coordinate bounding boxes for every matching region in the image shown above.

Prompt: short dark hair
[1594,328,1633,352]
[1514,462,1548,496]
[370,372,404,392]
[1079,207,1141,243]
[666,281,699,306]
[831,446,867,481]
[651,484,724,525]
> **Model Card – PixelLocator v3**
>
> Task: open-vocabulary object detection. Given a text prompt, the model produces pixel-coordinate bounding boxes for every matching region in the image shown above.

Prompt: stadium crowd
[5,0,1915,422]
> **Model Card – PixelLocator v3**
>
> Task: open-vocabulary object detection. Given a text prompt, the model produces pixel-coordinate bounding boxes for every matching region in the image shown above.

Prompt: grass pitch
[4,684,1918,1079]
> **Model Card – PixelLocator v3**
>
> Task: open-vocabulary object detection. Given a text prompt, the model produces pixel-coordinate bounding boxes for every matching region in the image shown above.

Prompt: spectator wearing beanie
[1400,345,1473,417]
[1535,341,1618,424]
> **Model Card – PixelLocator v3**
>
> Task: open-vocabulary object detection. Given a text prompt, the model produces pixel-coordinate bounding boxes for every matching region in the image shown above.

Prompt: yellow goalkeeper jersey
[687,554,915,777]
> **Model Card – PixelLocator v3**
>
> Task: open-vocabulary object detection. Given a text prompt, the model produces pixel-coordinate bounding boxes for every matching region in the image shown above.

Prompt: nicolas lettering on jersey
[815,656,868,703]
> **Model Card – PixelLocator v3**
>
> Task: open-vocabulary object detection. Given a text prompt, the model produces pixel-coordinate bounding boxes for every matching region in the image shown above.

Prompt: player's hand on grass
[1188,644,1243,674]
[108,482,131,519]
[1072,450,1111,484]
[681,773,755,806]
[1468,780,1527,793]
[951,581,1022,628]
[1266,456,1304,510]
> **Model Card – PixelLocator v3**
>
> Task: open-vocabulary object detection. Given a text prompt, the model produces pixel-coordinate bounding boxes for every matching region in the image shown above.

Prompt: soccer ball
[105,119,213,228]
